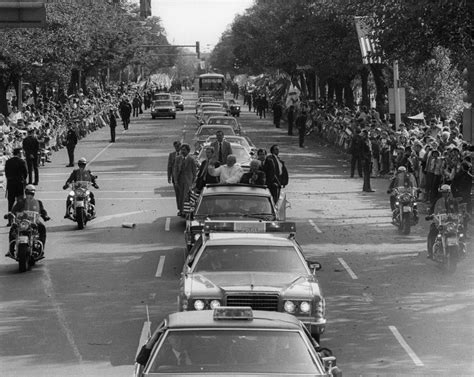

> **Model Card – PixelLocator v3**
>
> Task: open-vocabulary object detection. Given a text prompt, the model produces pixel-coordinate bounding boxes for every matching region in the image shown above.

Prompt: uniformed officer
[4,148,28,224]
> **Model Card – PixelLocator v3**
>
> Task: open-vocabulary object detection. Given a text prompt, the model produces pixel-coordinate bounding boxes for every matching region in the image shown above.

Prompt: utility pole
[393,60,401,129]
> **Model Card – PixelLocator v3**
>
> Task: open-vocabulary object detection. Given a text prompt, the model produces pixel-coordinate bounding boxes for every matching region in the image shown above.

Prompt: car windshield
[194,245,307,273]
[197,127,234,137]
[207,136,249,149]
[172,96,182,101]
[195,194,274,218]
[148,329,321,374]
[208,118,237,126]
[154,94,171,100]
[154,100,173,107]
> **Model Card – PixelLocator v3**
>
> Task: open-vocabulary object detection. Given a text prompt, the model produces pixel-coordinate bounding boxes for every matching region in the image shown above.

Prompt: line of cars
[150,93,184,120]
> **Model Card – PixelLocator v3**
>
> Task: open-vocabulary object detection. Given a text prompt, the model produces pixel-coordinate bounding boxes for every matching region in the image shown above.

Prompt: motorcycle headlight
[19,221,30,231]
[300,301,311,313]
[446,223,456,233]
[194,300,205,310]
[86,190,90,195]
[193,233,201,241]
[209,300,221,309]
[284,300,295,313]
[69,190,75,196]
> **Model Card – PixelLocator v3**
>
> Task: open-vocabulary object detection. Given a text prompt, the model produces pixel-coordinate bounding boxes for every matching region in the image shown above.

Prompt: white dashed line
[155,256,166,277]
[337,257,358,279]
[308,219,322,233]
[389,326,424,366]
[165,217,171,231]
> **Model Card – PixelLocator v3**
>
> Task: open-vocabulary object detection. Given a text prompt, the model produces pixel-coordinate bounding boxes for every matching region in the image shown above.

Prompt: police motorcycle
[7,211,45,272]
[426,207,467,273]
[64,180,97,229]
[390,186,419,235]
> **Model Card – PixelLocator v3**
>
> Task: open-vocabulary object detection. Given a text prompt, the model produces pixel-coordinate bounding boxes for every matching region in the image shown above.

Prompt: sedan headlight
[284,300,296,313]
[194,300,205,310]
[300,301,311,313]
[210,300,221,309]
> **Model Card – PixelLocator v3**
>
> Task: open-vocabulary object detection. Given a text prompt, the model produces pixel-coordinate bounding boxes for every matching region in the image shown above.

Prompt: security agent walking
[65,124,78,167]
[4,148,28,221]
[22,128,39,185]
[361,130,375,192]
[109,109,117,142]
[263,144,289,204]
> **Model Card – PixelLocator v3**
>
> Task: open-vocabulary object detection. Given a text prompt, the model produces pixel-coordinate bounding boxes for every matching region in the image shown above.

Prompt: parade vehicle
[391,186,419,235]
[197,110,228,126]
[197,73,225,99]
[228,98,241,116]
[205,135,257,155]
[196,142,253,171]
[7,211,46,272]
[64,181,97,230]
[195,96,216,113]
[151,100,176,119]
[171,94,184,111]
[153,93,172,101]
[179,221,326,342]
[193,124,235,151]
[426,208,467,273]
[184,184,286,250]
[206,116,242,134]
[196,102,224,114]
[134,307,341,377]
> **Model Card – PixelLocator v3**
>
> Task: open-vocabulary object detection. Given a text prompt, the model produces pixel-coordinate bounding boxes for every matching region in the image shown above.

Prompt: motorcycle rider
[7,184,50,257]
[62,157,99,218]
[425,184,459,259]
[387,165,418,211]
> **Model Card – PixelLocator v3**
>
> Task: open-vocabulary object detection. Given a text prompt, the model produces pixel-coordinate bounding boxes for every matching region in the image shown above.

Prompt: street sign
[0,0,46,28]
[388,87,406,114]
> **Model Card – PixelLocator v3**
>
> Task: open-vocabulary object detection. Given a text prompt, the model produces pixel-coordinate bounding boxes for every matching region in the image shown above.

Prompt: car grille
[156,109,171,113]
[226,294,279,311]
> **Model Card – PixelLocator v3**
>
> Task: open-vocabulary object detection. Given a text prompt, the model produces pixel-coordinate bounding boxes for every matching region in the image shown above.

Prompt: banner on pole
[354,17,382,65]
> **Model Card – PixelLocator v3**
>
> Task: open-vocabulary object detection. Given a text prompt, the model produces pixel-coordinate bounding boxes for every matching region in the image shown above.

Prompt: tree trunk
[327,78,335,102]
[344,82,355,108]
[0,79,9,117]
[370,64,387,115]
[335,82,343,104]
[360,67,370,108]
[318,78,327,100]
[68,69,79,95]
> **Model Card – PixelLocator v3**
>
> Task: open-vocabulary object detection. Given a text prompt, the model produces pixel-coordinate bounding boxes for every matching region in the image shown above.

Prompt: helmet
[397,166,407,172]
[25,184,36,195]
[78,157,87,165]
[439,184,451,193]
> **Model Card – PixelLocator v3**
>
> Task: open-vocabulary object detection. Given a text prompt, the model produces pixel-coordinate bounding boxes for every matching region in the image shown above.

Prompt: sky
[151,0,254,52]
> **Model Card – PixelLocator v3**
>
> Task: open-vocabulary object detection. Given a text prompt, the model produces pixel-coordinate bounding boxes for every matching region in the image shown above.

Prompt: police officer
[7,184,50,256]
[22,128,39,185]
[4,148,28,224]
[65,124,78,167]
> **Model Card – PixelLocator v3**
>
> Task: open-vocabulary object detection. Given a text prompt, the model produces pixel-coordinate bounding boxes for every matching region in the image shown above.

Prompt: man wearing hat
[4,148,28,225]
[65,124,78,167]
[22,128,40,185]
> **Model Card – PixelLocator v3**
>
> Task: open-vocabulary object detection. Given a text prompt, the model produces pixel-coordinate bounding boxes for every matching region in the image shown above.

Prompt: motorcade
[64,180,97,229]
[179,221,326,342]
[193,124,235,152]
[206,116,241,134]
[153,93,172,101]
[196,103,225,118]
[197,73,225,99]
[184,184,286,250]
[390,186,419,234]
[134,307,341,376]
[196,142,253,170]
[195,96,215,113]
[228,98,241,116]
[205,135,257,155]
[210,100,230,114]
[151,100,176,119]
[171,94,184,111]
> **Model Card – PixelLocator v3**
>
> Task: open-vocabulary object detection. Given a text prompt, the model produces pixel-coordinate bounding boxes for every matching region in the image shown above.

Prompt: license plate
[402,206,412,212]
[18,236,29,243]
[446,238,457,246]
[234,222,265,233]
[76,201,84,207]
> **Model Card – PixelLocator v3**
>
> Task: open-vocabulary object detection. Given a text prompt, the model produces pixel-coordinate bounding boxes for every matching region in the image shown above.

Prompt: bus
[197,73,225,99]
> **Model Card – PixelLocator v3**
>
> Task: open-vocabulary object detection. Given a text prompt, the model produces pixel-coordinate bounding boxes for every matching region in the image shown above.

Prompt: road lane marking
[155,256,166,277]
[136,320,152,358]
[389,326,424,366]
[88,143,112,166]
[337,257,358,279]
[308,219,322,233]
[92,210,149,225]
[165,217,171,231]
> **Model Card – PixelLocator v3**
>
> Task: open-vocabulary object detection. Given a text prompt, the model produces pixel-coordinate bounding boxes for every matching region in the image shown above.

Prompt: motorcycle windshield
[73,181,91,189]
[17,211,39,222]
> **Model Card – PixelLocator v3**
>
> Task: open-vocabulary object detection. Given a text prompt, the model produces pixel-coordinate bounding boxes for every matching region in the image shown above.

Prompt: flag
[354,17,382,65]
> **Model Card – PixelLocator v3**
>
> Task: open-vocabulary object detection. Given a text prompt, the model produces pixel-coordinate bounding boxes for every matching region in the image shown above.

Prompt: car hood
[145,374,322,377]
[187,272,320,297]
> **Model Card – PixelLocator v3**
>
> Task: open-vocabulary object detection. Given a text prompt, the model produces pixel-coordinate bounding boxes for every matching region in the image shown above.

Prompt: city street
[0,91,473,376]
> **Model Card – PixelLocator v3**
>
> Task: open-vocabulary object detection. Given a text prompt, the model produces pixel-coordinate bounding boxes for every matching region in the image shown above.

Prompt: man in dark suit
[5,148,28,224]
[22,128,40,185]
[168,141,181,212]
[263,144,289,203]
[173,143,197,216]
[109,109,117,142]
[361,130,375,192]
[210,130,232,164]
[241,160,266,185]
[65,124,78,167]
[195,147,219,191]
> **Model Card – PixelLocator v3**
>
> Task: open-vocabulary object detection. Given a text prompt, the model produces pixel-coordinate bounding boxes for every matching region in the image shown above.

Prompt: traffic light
[462,63,474,106]
[140,0,151,18]
[196,41,200,59]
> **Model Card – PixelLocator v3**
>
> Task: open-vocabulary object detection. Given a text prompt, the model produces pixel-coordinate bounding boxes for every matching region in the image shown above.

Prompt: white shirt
[211,163,243,183]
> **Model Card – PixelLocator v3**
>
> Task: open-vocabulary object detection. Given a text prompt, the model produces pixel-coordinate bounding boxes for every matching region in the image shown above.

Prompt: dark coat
[264,154,289,187]
[5,156,27,194]
[22,135,39,158]
[109,113,117,128]
[451,170,473,199]
[65,129,78,148]
[196,159,219,190]
[240,170,266,185]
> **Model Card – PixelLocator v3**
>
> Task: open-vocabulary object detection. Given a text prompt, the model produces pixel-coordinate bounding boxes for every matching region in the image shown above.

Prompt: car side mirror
[321,355,336,369]
[309,262,322,272]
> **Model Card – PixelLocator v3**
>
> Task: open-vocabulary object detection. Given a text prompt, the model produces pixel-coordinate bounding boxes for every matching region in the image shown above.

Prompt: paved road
[0,91,472,376]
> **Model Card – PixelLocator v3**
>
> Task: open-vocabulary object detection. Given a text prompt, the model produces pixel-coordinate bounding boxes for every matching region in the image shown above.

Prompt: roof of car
[205,233,295,245]
[202,184,271,196]
[166,309,303,330]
